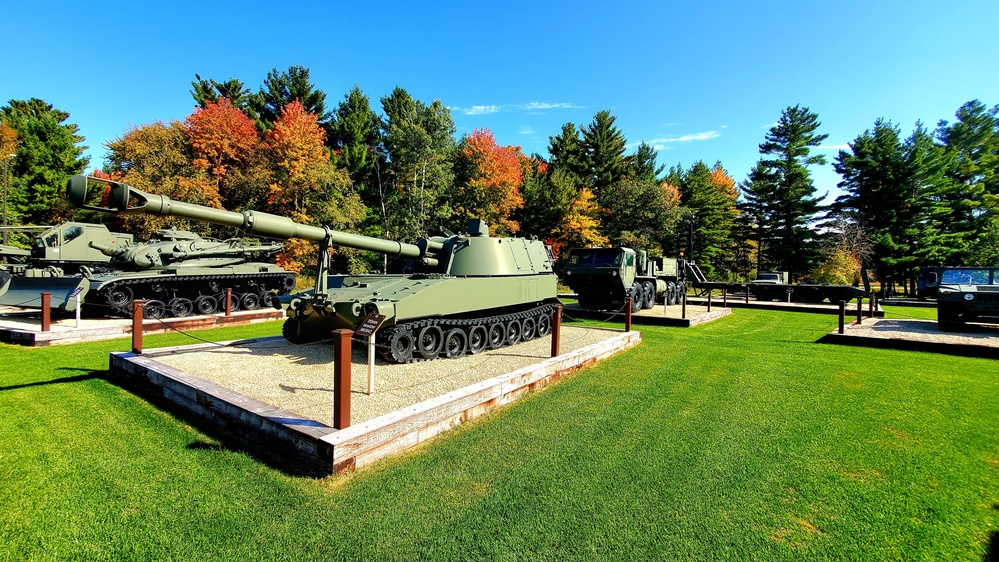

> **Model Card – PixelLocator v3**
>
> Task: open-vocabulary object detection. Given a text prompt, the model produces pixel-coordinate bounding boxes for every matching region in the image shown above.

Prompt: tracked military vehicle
[0,220,295,317]
[67,175,560,362]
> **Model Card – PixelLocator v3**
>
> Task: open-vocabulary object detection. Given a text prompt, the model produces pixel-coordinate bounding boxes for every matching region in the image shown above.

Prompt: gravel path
[153,326,622,426]
[841,316,999,347]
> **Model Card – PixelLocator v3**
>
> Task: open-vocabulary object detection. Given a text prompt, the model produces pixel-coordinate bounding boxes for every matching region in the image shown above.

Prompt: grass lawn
[1,310,996,561]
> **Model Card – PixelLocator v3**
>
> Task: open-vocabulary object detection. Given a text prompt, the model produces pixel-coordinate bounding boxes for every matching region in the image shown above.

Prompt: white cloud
[518,126,535,135]
[649,130,721,144]
[519,101,583,111]
[452,101,582,115]
[465,105,501,115]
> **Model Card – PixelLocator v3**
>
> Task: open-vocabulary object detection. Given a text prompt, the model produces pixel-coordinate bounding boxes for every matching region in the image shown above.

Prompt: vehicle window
[63,226,84,243]
[44,233,59,247]
[941,269,988,284]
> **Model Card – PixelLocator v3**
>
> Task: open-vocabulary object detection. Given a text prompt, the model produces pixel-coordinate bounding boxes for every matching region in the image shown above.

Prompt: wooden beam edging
[321,329,642,472]
[109,351,337,474]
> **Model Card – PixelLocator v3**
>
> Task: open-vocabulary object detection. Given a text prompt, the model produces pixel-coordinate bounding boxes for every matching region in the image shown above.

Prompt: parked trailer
[562,247,686,313]
[687,266,870,304]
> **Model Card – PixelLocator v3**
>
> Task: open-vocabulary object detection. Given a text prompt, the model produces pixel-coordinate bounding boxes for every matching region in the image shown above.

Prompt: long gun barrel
[67,175,428,259]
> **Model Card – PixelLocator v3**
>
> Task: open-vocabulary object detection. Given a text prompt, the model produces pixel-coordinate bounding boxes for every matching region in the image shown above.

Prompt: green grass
[882,304,939,321]
[1,311,997,561]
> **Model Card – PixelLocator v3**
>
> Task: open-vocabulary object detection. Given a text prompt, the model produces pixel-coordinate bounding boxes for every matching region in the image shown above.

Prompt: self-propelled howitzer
[67,175,560,362]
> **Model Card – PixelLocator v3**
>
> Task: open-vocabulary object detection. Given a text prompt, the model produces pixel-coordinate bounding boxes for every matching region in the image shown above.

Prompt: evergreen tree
[679,161,739,278]
[737,161,779,274]
[547,122,586,182]
[934,99,999,264]
[250,66,330,130]
[742,105,828,279]
[0,99,89,226]
[627,142,664,183]
[190,74,252,111]
[579,110,628,197]
[379,87,456,241]
[515,158,577,243]
[329,85,382,211]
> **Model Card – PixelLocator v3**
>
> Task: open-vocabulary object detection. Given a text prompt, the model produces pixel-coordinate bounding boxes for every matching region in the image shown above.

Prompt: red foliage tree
[184,98,259,180]
[454,128,524,235]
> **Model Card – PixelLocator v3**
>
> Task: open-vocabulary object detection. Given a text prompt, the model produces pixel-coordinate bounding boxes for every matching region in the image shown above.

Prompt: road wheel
[521,316,537,341]
[195,295,218,315]
[505,319,522,346]
[416,325,444,359]
[387,327,415,363]
[443,328,467,359]
[487,322,505,349]
[168,298,194,317]
[468,325,488,354]
[536,313,552,336]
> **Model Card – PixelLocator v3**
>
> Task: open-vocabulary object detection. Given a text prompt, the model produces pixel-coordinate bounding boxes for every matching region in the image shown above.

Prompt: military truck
[562,247,685,313]
[935,267,999,331]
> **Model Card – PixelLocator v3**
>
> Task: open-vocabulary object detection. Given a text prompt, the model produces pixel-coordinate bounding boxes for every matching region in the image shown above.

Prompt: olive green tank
[67,175,560,362]
[0,220,295,317]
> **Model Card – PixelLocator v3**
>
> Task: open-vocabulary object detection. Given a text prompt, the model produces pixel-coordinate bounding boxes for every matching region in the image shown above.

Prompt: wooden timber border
[0,309,285,346]
[108,329,642,475]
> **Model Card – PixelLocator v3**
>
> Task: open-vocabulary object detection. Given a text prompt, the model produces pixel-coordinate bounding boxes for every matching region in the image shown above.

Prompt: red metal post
[550,305,562,358]
[856,297,863,325]
[333,329,352,429]
[868,295,874,317]
[225,288,232,317]
[132,300,145,354]
[838,301,845,334]
[625,297,632,332]
[40,292,51,332]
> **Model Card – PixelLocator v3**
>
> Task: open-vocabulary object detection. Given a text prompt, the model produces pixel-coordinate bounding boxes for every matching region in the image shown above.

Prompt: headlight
[964,293,974,301]
[565,270,572,276]
[611,271,618,277]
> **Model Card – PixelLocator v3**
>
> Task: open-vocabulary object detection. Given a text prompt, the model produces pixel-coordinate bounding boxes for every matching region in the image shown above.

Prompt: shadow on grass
[103,373,329,478]
[0,372,100,392]
[986,530,998,562]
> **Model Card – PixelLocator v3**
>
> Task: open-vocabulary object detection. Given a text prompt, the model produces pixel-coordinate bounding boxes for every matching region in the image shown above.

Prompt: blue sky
[3,0,997,202]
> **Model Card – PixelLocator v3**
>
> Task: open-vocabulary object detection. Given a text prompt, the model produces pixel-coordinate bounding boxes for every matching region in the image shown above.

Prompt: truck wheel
[937,304,964,332]
[642,281,656,309]
[630,284,643,313]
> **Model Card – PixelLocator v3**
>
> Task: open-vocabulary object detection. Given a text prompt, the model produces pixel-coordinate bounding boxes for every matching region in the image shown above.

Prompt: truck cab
[936,267,999,330]
[563,247,638,310]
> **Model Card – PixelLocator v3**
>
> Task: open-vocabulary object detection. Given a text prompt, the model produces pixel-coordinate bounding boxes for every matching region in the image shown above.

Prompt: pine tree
[0,99,89,225]
[742,105,828,279]
[250,66,330,130]
[579,110,628,197]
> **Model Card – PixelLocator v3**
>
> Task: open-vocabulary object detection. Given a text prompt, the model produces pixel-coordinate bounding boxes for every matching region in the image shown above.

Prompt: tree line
[1,65,996,295]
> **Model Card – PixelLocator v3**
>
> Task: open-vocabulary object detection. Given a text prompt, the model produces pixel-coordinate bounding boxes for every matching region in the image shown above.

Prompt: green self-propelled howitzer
[67,175,560,362]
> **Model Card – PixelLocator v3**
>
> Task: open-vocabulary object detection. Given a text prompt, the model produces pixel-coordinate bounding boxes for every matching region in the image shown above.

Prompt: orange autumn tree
[184,98,260,183]
[102,121,222,239]
[265,100,363,273]
[452,128,524,236]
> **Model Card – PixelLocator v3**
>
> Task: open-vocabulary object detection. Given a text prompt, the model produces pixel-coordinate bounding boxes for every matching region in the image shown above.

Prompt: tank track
[375,303,558,363]
[93,272,296,318]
